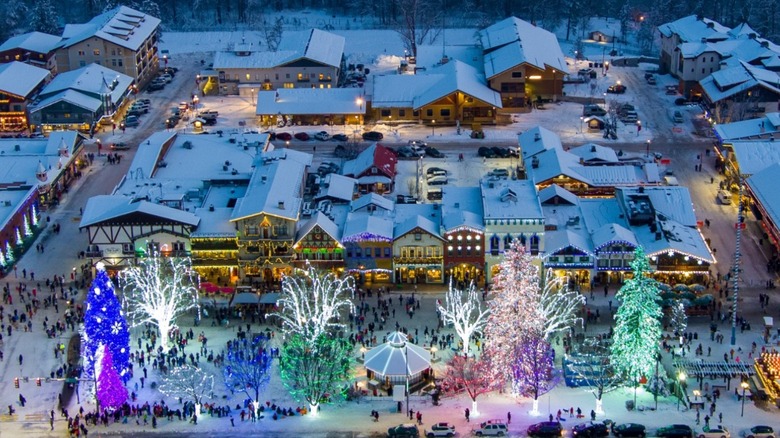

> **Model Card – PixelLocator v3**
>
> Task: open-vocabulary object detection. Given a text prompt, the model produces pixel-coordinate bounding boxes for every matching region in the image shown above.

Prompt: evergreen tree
[511,330,558,415]
[609,247,662,394]
[29,0,59,35]
[83,263,131,383]
[669,300,688,338]
[95,344,128,410]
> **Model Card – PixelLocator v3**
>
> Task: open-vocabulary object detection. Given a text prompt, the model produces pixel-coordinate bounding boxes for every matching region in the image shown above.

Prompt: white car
[741,426,775,438]
[425,422,455,437]
[698,426,730,438]
[314,131,330,141]
[427,175,448,186]
[473,420,508,436]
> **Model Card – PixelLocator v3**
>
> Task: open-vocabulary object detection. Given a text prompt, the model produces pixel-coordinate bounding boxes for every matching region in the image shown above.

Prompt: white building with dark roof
[56,6,160,85]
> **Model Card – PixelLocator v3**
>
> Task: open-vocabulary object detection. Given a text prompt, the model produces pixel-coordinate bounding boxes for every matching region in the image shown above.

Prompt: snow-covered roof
[364,331,431,377]
[372,60,501,109]
[37,63,133,103]
[30,89,102,113]
[479,17,566,77]
[123,131,178,180]
[230,149,311,221]
[415,45,484,72]
[0,62,50,98]
[256,88,366,115]
[528,146,661,187]
[567,143,619,164]
[190,207,238,238]
[351,192,394,213]
[59,5,160,52]
[0,31,61,54]
[80,195,200,228]
[394,214,442,240]
[0,131,82,188]
[481,179,543,220]
[700,61,780,103]
[295,211,342,245]
[617,187,698,227]
[714,112,780,141]
[730,141,780,176]
[747,163,780,232]
[442,186,484,232]
[544,229,594,257]
[214,28,344,70]
[538,184,579,206]
[342,213,394,241]
[518,126,561,159]
[314,173,357,203]
[657,15,730,43]
[342,143,397,179]
[591,223,638,250]
[0,187,35,234]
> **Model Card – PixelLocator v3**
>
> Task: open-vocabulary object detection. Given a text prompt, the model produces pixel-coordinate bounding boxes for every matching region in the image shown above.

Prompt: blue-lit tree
[223,334,273,413]
[83,263,131,383]
[511,330,559,416]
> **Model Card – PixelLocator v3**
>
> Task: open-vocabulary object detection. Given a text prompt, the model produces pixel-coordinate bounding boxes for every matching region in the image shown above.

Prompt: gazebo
[364,332,432,386]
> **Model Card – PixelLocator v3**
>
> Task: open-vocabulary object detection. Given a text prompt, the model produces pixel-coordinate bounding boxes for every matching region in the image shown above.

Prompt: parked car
[396,146,415,158]
[426,167,447,177]
[127,107,145,117]
[607,84,627,94]
[158,73,173,83]
[697,426,730,438]
[583,104,607,117]
[717,190,732,205]
[362,131,384,141]
[478,146,496,158]
[147,82,164,91]
[396,195,416,204]
[294,132,310,141]
[331,133,348,141]
[492,147,511,158]
[425,147,444,158]
[314,131,330,141]
[675,97,693,106]
[123,115,140,127]
[573,422,610,438]
[528,421,564,437]
[110,142,130,151]
[656,424,694,438]
[490,168,509,178]
[275,132,292,141]
[740,426,775,438]
[130,102,149,113]
[669,109,684,123]
[178,102,189,111]
[427,175,448,185]
[388,423,420,437]
[612,422,647,437]
[408,139,428,149]
[427,187,442,200]
[473,420,508,436]
[424,422,455,437]
[646,75,657,85]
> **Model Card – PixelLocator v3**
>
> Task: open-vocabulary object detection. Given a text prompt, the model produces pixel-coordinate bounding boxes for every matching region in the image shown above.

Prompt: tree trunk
[158,320,171,353]
[472,399,479,416]
[309,402,319,415]
[595,397,604,415]
[530,398,540,416]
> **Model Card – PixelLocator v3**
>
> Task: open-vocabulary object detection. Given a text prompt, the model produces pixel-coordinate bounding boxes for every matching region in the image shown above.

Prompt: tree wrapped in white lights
[436,280,490,356]
[669,300,687,341]
[119,254,199,353]
[540,270,585,340]
[511,329,559,416]
[483,241,545,384]
[609,247,662,401]
[440,354,499,416]
[271,262,355,343]
[159,364,214,418]
[569,337,621,415]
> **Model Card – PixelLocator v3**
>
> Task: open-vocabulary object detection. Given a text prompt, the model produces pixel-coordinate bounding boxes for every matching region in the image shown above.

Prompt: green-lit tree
[609,247,662,404]
[279,333,352,414]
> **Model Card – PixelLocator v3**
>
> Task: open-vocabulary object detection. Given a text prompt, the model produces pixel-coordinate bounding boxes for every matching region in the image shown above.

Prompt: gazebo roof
[364,332,432,377]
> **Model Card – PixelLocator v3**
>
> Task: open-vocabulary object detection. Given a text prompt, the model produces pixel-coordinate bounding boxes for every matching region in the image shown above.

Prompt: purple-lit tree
[440,354,500,416]
[511,330,558,416]
[95,344,128,411]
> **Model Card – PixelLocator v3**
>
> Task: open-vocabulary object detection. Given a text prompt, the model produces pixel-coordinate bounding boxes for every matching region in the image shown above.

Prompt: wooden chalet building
[392,204,445,284]
[0,31,61,74]
[0,62,51,132]
[79,196,200,272]
[342,194,394,284]
[293,211,345,273]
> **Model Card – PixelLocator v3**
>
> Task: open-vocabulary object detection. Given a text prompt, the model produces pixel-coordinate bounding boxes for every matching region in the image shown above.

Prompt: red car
[294,132,310,141]
[275,132,292,141]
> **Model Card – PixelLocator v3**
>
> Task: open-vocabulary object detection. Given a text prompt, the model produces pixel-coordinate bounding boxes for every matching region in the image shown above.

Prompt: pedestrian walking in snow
[465,408,470,422]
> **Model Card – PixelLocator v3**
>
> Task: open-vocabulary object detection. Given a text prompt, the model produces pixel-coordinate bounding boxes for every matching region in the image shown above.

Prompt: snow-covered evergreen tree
[29,0,59,35]
[609,247,662,392]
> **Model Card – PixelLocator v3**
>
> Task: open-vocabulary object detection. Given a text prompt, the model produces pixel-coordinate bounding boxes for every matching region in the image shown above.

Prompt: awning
[259,292,281,304]
[357,176,392,184]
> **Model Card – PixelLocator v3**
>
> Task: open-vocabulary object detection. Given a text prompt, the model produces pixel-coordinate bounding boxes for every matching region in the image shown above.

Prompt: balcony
[393,256,443,265]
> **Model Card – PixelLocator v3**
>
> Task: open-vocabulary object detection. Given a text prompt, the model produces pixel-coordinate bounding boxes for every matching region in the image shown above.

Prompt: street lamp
[431,119,436,136]
[646,139,651,158]
[430,346,437,360]
[677,372,686,411]
[741,380,749,416]
[637,120,641,137]
[580,116,584,133]
[251,88,255,105]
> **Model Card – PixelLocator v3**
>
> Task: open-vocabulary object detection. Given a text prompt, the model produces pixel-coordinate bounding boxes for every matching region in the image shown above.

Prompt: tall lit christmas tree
[511,330,558,416]
[23,215,32,236]
[83,263,131,383]
[609,247,662,401]
[95,344,128,410]
[483,241,545,383]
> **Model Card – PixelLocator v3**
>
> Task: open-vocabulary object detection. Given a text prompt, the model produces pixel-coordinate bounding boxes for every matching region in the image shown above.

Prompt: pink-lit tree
[483,241,545,384]
[511,330,558,416]
[95,344,128,411]
[440,354,500,416]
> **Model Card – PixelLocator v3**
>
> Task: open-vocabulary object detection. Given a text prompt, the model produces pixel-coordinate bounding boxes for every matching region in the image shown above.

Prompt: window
[375,248,381,257]
[365,247,372,257]
[122,243,133,254]
[511,71,523,78]
[78,50,85,56]
[355,248,362,257]
[426,109,433,117]
[447,246,453,255]
[246,73,251,80]
[597,259,609,267]
[530,235,539,255]
[384,247,391,257]
[414,233,422,241]
[173,242,186,251]
[610,259,622,267]
[500,83,524,93]
[399,109,406,117]
[503,235,512,249]
[79,61,86,67]
[147,242,160,253]
[286,74,290,79]
[413,110,419,117]
[490,236,500,255]
[111,59,117,66]
[347,248,353,257]
[117,59,122,67]
[440,109,450,117]
[93,49,100,56]
[283,83,294,88]
[111,49,116,56]
[381,109,391,117]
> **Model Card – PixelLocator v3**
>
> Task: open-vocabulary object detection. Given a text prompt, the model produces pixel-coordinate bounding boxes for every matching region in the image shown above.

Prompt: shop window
[375,248,381,257]
[365,247,372,257]
[530,235,539,255]
[490,236,499,255]
[384,247,391,257]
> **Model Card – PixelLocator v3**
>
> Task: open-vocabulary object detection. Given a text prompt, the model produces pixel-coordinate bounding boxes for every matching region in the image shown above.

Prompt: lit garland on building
[31,205,38,226]
[23,215,32,236]
[342,232,392,243]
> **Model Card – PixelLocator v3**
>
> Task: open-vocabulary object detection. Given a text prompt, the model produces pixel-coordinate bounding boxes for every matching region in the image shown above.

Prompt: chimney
[706,22,715,29]
[261,176,267,183]
[209,204,215,212]
[278,201,285,209]
[534,132,541,141]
